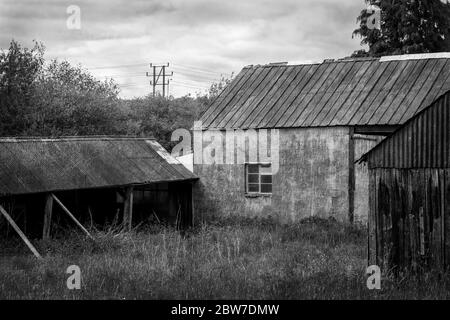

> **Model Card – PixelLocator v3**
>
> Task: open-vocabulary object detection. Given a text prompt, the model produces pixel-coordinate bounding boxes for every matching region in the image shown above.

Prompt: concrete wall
[354,135,384,223]
[194,127,373,224]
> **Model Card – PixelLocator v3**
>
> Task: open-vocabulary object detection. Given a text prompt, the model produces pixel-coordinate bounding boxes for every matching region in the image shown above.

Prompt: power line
[119,83,149,88]
[110,77,212,92]
[119,80,208,89]
[107,61,217,96]
[88,63,149,70]
[87,61,229,75]
[172,63,229,76]
[171,69,222,82]
[103,70,217,82]
[120,81,208,89]
[98,71,218,84]
[172,80,211,88]
[171,81,209,90]
[88,61,233,93]
[102,73,148,79]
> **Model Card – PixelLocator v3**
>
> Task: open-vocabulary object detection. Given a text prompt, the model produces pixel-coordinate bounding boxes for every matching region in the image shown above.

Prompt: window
[245,163,272,195]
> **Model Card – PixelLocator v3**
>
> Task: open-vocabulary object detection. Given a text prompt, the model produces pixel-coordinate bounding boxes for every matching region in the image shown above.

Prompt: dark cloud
[0,0,368,97]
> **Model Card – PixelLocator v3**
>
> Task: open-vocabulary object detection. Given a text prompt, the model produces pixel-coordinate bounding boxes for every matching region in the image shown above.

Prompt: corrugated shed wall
[367,91,450,169]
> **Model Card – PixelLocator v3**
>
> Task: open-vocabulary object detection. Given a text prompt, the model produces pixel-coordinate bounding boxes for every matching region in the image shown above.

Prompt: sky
[0,0,368,98]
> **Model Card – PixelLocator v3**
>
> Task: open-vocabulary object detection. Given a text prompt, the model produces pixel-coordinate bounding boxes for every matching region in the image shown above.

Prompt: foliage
[28,60,124,136]
[0,39,226,151]
[122,95,208,150]
[0,40,124,136]
[0,40,45,135]
[207,73,234,100]
[353,0,450,57]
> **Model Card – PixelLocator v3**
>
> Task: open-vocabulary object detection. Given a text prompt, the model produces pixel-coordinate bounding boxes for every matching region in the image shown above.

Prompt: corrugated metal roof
[0,137,197,196]
[362,90,450,169]
[200,55,450,129]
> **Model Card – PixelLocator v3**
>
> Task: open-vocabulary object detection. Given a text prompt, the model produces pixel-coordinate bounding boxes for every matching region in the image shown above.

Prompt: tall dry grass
[1,216,450,299]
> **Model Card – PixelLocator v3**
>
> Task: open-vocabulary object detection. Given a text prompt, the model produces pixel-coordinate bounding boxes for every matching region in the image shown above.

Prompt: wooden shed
[0,136,198,258]
[361,90,450,271]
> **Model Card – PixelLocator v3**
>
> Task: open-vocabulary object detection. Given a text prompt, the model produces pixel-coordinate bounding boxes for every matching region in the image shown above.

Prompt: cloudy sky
[0,0,368,98]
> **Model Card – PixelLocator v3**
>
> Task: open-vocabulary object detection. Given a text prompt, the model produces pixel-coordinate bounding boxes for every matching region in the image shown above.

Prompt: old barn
[0,136,197,257]
[195,53,450,224]
[362,90,450,271]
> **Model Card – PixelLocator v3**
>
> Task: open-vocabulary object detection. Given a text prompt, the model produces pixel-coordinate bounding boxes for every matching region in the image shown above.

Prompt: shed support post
[348,127,355,224]
[191,181,195,228]
[51,194,94,240]
[0,205,42,259]
[43,193,53,240]
[123,187,134,231]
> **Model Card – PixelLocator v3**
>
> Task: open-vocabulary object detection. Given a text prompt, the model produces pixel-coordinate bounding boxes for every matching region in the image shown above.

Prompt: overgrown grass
[1,216,450,299]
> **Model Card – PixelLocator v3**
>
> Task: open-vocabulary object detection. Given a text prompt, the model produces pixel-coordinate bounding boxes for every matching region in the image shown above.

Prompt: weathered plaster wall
[276,127,350,222]
[194,127,357,223]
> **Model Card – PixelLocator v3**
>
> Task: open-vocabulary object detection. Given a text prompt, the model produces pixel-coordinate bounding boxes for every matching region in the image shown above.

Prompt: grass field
[1,216,450,299]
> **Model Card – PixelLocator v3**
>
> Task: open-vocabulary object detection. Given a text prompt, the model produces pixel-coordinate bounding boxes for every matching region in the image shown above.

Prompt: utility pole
[146,63,173,98]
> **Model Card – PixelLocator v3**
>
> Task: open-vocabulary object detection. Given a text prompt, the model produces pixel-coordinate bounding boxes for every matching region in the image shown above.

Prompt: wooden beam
[123,187,134,231]
[348,127,355,224]
[354,125,399,136]
[43,194,53,240]
[51,194,94,240]
[191,182,195,228]
[0,205,42,259]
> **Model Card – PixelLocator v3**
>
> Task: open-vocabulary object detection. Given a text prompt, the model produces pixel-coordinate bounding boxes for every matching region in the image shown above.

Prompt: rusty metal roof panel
[200,55,450,129]
[228,66,291,128]
[0,137,197,196]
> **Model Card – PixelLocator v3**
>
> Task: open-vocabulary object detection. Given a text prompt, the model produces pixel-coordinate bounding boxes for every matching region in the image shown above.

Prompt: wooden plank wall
[368,168,450,271]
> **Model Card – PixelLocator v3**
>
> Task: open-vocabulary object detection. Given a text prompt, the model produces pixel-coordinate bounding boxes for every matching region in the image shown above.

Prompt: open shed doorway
[0,180,195,241]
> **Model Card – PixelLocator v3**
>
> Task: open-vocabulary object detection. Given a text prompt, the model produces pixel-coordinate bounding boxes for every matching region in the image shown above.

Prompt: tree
[29,59,124,136]
[353,0,450,57]
[124,95,207,150]
[0,39,125,136]
[0,40,45,135]
[207,73,234,99]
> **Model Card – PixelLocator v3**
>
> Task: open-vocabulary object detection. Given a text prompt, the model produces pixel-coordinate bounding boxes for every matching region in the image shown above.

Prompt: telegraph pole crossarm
[146,63,172,97]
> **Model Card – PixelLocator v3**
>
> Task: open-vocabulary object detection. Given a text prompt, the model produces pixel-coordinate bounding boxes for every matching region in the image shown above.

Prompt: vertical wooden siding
[369,168,450,270]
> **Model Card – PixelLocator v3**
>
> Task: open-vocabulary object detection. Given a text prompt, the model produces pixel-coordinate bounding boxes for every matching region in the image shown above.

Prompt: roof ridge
[244,58,379,69]
[0,135,155,142]
[380,52,450,62]
[244,53,450,69]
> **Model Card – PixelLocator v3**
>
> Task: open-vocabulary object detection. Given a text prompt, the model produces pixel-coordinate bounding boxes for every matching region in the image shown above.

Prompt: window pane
[247,164,259,173]
[260,165,272,174]
[248,184,259,193]
[247,174,259,183]
[261,175,272,184]
[261,183,272,193]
